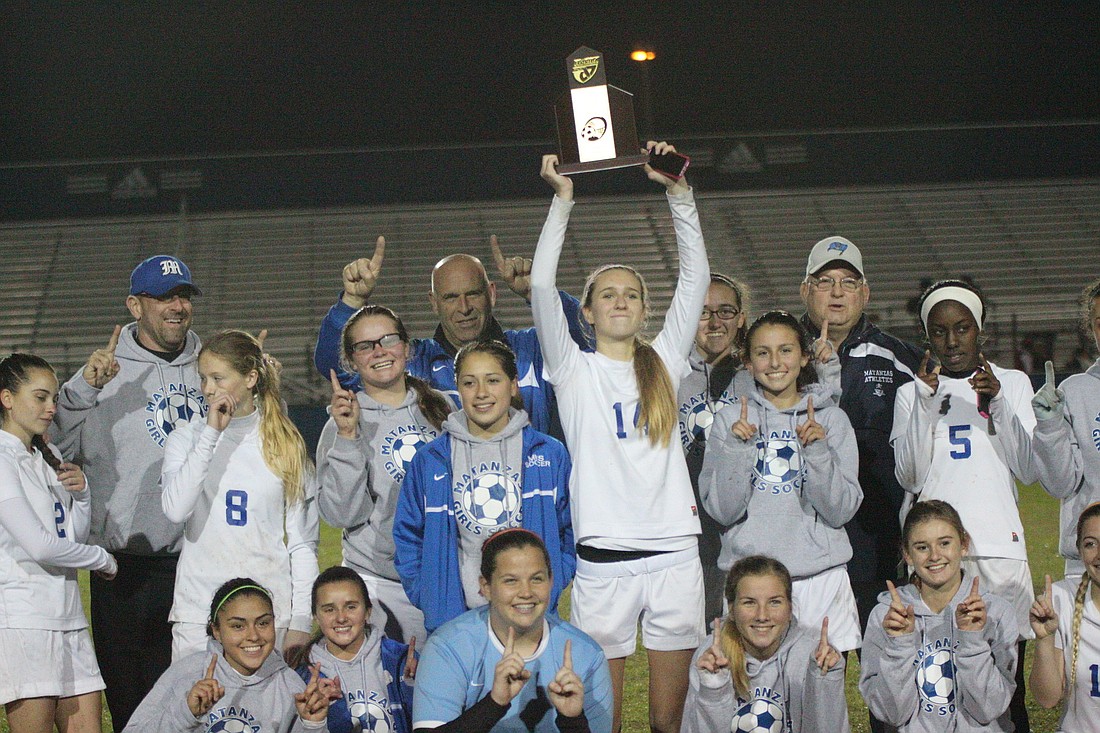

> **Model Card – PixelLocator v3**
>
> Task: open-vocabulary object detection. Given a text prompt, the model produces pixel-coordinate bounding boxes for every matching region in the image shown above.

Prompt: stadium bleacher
[2,177,1097,403]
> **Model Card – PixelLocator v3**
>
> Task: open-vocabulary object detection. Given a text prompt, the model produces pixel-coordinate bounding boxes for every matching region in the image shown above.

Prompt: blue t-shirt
[413,606,612,732]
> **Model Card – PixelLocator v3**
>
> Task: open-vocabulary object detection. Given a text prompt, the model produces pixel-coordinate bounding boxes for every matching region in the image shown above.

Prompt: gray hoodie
[700,382,862,578]
[677,349,754,455]
[442,407,528,607]
[316,388,442,581]
[124,639,323,733]
[53,322,205,555]
[859,576,1017,732]
[681,618,849,733]
[1031,358,1100,571]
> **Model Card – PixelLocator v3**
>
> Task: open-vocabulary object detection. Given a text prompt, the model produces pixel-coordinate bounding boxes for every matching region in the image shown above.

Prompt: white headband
[920,286,984,332]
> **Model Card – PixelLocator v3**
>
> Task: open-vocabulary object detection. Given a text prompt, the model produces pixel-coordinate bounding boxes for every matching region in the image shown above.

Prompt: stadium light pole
[631,46,656,141]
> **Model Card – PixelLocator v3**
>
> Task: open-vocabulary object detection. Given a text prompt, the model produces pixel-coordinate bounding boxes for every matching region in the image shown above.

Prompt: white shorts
[173,622,289,662]
[570,547,704,659]
[359,570,426,646]
[0,627,104,705]
[961,556,1035,641]
[790,566,862,652]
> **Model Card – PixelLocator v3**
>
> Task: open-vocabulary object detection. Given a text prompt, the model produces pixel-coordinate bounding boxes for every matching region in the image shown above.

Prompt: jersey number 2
[225,490,249,527]
[54,501,66,538]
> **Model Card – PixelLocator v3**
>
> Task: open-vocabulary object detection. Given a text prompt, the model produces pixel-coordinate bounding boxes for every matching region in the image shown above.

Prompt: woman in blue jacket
[394,340,575,634]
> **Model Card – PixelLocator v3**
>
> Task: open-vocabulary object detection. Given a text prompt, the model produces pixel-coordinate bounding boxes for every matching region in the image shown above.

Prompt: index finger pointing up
[740,395,749,422]
[970,576,980,598]
[329,369,343,395]
[1044,360,1056,388]
[106,324,122,353]
[206,654,218,680]
[806,396,815,422]
[887,579,902,606]
[820,616,830,645]
[370,236,386,269]
[490,234,506,273]
[504,626,515,656]
[562,639,573,671]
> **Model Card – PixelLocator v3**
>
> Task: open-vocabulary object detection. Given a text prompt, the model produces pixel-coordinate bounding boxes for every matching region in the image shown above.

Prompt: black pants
[1010,640,1030,733]
[90,553,178,730]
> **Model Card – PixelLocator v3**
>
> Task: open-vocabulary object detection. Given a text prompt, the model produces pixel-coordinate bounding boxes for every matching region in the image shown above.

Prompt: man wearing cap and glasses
[53,255,206,729]
[799,237,923,733]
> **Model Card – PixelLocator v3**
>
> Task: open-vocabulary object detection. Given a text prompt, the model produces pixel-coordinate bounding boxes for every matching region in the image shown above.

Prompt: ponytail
[719,614,751,699]
[255,354,310,505]
[633,340,677,447]
[407,374,452,431]
[33,435,62,471]
[1070,574,1089,697]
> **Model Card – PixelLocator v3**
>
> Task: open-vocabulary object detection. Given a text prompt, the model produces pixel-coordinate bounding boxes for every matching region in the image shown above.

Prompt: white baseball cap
[805,236,864,278]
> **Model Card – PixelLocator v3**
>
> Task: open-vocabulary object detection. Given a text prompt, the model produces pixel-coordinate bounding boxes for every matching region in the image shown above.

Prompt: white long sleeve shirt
[891,363,1036,561]
[161,411,319,631]
[530,190,709,550]
[0,430,114,630]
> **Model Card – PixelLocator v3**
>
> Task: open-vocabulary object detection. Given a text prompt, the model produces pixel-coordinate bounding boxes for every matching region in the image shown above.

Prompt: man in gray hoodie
[53,254,205,729]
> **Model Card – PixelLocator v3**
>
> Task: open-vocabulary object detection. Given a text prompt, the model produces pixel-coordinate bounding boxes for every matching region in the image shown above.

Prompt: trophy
[554,46,649,174]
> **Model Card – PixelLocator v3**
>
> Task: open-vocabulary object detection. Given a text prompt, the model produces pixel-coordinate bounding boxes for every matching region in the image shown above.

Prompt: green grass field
[0,482,1064,732]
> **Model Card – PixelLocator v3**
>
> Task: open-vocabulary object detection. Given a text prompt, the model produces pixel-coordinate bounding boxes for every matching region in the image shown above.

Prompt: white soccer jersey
[161,411,319,631]
[892,363,1036,561]
[530,190,709,550]
[0,431,112,630]
[1053,578,1100,733]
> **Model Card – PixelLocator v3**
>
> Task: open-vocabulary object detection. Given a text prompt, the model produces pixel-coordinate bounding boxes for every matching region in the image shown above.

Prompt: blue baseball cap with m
[129,255,201,297]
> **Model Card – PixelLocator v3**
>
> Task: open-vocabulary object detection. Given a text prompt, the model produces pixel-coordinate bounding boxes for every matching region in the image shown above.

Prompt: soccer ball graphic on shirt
[208,719,254,733]
[685,402,717,441]
[756,438,802,484]
[463,472,521,529]
[349,699,393,733]
[392,432,425,465]
[155,391,199,435]
[732,698,784,733]
[916,649,956,705]
[384,430,432,481]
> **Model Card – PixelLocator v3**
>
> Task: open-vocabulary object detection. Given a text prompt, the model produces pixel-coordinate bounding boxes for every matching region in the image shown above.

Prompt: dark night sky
[2,3,1098,165]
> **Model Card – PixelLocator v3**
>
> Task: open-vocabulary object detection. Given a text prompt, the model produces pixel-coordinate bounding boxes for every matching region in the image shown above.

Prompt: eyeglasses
[350,333,403,353]
[699,306,741,321]
[807,276,864,293]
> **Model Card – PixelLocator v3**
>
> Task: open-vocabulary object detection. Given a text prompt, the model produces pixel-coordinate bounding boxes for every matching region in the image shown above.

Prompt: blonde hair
[202,330,311,504]
[720,556,793,699]
[582,264,677,447]
[1070,503,1100,698]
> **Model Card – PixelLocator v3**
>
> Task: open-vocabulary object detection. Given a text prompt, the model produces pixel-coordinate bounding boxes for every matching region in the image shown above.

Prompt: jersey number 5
[226,489,249,527]
[948,425,972,460]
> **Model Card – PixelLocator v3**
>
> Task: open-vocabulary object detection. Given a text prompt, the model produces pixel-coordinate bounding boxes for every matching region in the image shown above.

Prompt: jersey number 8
[225,489,249,527]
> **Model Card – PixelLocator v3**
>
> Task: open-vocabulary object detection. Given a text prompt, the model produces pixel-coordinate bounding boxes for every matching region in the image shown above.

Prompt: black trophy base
[557,153,650,175]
